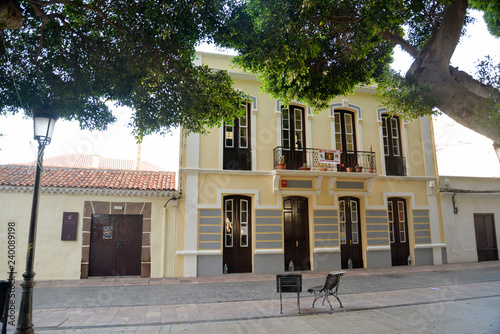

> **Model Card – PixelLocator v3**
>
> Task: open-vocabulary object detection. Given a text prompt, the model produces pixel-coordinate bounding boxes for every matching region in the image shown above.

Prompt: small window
[225,199,234,247]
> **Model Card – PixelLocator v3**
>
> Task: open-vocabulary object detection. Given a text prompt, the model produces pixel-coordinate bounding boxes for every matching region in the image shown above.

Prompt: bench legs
[311,290,343,311]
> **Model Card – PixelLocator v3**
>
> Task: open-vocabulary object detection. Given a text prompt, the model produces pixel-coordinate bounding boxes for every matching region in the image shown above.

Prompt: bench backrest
[276,274,302,293]
[323,271,345,291]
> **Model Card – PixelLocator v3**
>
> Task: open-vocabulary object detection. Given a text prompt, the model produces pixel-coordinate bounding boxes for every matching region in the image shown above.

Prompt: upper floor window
[334,110,357,170]
[281,105,306,170]
[382,115,406,176]
[224,102,252,170]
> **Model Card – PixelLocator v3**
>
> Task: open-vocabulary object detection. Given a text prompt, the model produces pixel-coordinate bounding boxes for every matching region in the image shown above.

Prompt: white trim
[420,116,436,177]
[184,173,200,276]
[366,246,391,251]
[219,127,224,169]
[252,108,257,171]
[403,121,411,176]
[176,250,222,256]
[249,95,258,111]
[255,249,283,254]
[313,247,340,253]
[415,243,446,249]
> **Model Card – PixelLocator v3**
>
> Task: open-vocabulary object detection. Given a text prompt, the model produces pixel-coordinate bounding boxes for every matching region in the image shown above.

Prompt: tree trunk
[0,0,23,29]
[406,0,500,147]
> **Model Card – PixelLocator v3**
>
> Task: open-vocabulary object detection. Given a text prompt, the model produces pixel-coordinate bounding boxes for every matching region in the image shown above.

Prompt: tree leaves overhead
[216,0,395,110]
[0,0,246,137]
[216,0,500,145]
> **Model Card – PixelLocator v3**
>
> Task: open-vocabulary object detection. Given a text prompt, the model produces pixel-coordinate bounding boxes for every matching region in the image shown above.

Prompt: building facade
[0,163,176,280]
[440,176,500,264]
[175,52,446,277]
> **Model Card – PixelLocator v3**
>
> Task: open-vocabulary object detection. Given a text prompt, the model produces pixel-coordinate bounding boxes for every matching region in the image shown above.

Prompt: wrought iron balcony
[273,147,377,172]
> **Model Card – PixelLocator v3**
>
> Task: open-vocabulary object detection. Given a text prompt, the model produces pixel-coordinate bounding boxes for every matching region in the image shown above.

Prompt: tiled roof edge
[0,185,178,197]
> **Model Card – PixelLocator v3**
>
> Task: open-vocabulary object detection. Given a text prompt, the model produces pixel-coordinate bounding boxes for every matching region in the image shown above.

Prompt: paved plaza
[5,261,500,333]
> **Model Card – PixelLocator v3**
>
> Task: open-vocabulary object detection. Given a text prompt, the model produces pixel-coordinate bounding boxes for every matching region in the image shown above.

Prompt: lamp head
[32,103,58,145]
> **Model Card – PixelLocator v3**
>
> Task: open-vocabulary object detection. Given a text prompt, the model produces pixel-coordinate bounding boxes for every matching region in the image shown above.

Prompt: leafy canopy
[216,0,500,144]
[1,1,247,138]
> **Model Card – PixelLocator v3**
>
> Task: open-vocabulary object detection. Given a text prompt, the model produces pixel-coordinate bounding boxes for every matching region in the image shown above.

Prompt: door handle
[296,241,299,247]
[350,240,352,245]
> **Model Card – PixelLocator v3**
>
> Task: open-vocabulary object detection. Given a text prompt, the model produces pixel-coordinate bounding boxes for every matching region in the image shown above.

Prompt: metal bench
[276,274,302,314]
[307,271,345,311]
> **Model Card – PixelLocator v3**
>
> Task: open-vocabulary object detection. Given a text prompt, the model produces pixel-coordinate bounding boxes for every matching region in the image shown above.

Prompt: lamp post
[15,104,57,334]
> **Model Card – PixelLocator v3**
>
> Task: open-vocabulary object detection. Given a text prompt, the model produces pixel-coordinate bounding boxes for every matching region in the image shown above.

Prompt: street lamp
[16,104,58,334]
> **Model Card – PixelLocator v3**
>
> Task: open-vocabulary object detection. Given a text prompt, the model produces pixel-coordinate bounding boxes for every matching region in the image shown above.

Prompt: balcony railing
[273,147,376,172]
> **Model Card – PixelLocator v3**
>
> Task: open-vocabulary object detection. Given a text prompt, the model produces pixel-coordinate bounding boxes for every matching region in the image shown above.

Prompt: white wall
[440,176,500,263]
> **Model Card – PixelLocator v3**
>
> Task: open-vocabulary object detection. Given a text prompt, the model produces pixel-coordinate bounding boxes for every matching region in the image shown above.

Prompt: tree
[1,0,246,138]
[216,0,500,146]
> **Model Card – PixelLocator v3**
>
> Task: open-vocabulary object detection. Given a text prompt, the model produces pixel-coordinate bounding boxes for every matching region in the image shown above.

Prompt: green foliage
[216,0,395,111]
[475,56,500,128]
[470,0,500,37]
[376,70,441,120]
[0,0,246,138]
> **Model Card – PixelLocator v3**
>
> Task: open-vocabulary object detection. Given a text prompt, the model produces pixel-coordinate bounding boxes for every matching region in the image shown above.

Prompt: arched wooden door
[339,197,363,269]
[283,196,310,271]
[388,198,410,266]
[223,195,252,273]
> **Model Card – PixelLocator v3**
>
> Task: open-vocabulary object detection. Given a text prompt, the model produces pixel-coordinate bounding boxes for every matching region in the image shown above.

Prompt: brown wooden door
[281,106,306,170]
[474,213,499,262]
[339,197,363,269]
[223,196,252,273]
[283,196,310,271]
[388,198,410,266]
[89,214,143,276]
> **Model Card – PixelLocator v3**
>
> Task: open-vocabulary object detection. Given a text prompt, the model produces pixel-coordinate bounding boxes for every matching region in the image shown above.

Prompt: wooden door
[223,196,252,273]
[339,197,363,269]
[388,198,410,266]
[281,106,306,170]
[283,196,310,271]
[474,213,499,262]
[89,214,143,276]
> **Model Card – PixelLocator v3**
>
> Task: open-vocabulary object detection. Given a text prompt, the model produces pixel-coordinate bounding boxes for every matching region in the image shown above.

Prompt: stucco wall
[440,176,500,263]
[0,190,174,280]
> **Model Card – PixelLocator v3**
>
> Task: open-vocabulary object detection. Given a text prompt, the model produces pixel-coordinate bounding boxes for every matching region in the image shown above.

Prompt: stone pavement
[5,261,500,333]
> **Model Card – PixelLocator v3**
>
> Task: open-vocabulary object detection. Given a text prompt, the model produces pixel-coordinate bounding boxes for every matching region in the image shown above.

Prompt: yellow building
[175,52,445,277]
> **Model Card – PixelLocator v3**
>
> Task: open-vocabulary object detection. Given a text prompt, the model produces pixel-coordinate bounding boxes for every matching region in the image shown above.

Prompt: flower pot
[279,163,286,170]
[346,167,354,172]
[355,166,363,172]
[321,167,328,171]
[299,167,310,171]
[367,167,375,173]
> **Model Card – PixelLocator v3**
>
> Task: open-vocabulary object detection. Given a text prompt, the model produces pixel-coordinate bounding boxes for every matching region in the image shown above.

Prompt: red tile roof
[0,165,175,191]
[32,154,165,172]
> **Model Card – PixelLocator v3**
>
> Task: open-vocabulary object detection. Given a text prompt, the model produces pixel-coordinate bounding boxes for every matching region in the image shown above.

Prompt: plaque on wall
[61,212,78,241]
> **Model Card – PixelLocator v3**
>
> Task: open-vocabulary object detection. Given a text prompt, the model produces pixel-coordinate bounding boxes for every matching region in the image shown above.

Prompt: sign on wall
[318,149,341,164]
[61,212,78,241]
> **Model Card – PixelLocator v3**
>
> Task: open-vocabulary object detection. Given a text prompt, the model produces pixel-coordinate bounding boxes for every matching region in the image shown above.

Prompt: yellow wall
[0,191,175,280]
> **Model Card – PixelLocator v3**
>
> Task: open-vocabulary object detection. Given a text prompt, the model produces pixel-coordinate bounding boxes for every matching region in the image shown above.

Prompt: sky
[0,10,499,177]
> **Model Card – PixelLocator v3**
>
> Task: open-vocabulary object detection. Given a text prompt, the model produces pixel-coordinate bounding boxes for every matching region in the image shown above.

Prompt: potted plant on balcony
[346,166,354,172]
[279,155,286,169]
[299,163,310,171]
[367,154,376,173]
[355,164,363,172]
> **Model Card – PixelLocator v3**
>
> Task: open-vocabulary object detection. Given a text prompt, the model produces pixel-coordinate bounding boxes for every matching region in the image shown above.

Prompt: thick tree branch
[379,30,419,58]
[425,0,467,67]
